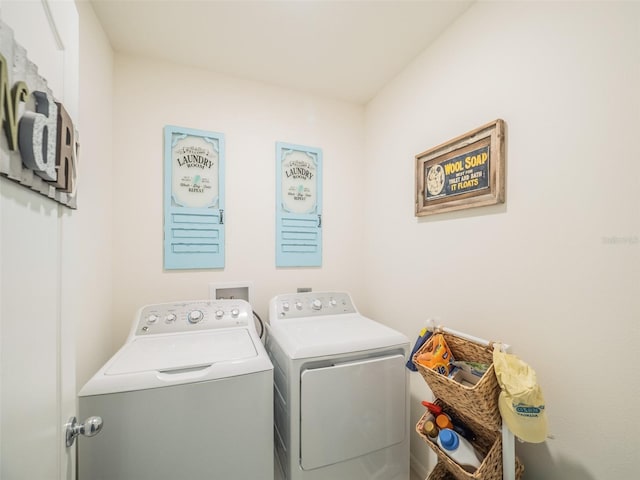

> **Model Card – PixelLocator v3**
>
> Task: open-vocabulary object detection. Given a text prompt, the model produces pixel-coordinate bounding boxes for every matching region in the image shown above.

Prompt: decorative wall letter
[19,90,58,181]
[54,102,77,193]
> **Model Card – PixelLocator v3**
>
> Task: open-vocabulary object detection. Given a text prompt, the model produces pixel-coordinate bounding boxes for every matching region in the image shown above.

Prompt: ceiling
[89,0,473,104]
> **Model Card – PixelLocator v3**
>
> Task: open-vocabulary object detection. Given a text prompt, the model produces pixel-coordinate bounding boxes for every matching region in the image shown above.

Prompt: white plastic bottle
[436,428,482,473]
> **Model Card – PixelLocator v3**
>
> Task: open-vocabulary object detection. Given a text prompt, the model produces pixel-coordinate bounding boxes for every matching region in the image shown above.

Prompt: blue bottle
[436,428,482,473]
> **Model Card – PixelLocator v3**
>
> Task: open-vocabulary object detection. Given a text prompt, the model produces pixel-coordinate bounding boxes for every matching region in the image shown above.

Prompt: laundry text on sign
[176,154,215,169]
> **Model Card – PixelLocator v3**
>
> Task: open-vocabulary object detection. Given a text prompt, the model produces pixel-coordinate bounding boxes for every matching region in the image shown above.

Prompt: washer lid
[80,328,273,396]
[106,329,257,375]
[268,314,408,359]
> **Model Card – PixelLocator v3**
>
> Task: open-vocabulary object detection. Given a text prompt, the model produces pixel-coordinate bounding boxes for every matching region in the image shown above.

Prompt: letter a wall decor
[276,142,323,267]
[164,126,225,269]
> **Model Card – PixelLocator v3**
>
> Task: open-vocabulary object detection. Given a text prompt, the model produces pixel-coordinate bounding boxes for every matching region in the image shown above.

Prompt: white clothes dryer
[78,299,273,480]
[266,292,410,480]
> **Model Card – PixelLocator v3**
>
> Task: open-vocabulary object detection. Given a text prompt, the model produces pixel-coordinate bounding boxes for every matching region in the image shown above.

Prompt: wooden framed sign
[415,119,505,216]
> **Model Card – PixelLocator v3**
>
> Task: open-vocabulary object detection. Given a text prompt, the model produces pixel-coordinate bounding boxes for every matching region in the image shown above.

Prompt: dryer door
[300,354,406,470]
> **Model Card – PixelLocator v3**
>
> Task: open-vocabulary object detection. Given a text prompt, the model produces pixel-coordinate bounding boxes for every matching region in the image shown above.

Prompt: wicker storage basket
[416,402,524,480]
[427,461,457,480]
[412,332,502,431]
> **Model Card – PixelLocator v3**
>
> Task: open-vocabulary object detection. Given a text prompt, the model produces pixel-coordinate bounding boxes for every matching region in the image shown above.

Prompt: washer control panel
[132,299,252,337]
[271,292,356,320]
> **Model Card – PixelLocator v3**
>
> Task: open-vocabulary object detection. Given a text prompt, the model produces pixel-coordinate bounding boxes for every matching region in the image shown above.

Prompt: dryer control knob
[312,299,323,310]
[215,309,224,319]
[231,308,240,318]
[165,313,177,323]
[188,310,203,324]
[282,302,290,311]
[295,301,303,310]
[147,314,159,324]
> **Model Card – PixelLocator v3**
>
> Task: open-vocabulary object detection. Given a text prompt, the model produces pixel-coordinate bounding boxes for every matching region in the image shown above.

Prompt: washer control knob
[147,314,159,324]
[165,313,177,323]
[282,302,290,312]
[188,310,203,324]
[312,299,323,310]
[329,299,337,307]
[231,308,240,318]
[215,309,225,319]
[295,301,303,310]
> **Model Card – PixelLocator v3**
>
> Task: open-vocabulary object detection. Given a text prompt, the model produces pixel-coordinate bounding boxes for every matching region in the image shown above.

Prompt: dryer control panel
[270,292,357,321]
[130,299,253,338]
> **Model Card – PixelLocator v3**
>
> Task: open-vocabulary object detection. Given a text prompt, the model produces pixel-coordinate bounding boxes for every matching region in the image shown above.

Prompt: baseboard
[410,451,430,479]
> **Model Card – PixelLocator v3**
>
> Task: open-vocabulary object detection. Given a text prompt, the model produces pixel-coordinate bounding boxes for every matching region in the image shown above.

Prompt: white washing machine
[266,292,410,480]
[78,299,273,480]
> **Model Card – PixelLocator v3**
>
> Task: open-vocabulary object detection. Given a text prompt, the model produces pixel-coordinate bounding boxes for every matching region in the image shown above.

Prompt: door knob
[65,416,103,447]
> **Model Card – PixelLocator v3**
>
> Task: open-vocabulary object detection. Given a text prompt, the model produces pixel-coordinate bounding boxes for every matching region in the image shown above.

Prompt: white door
[0,1,78,479]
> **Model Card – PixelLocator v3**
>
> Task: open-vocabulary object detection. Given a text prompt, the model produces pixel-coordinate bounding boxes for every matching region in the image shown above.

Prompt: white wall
[73,1,114,388]
[111,55,366,346]
[364,1,639,479]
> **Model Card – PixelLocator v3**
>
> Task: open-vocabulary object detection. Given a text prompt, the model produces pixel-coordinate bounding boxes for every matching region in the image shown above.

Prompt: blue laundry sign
[275,142,323,267]
[164,125,225,270]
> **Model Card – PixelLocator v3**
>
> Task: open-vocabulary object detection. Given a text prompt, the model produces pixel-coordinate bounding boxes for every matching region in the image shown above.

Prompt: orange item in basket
[415,333,454,375]
[436,414,453,430]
